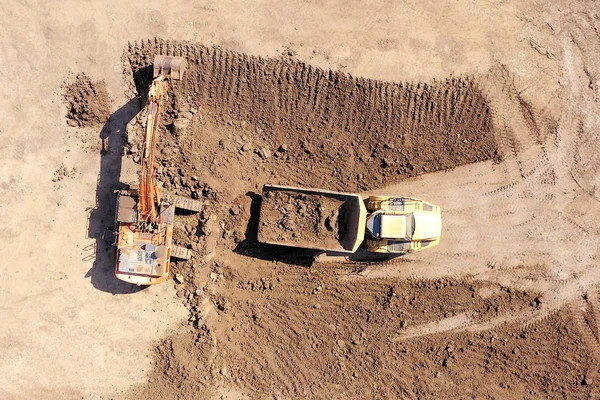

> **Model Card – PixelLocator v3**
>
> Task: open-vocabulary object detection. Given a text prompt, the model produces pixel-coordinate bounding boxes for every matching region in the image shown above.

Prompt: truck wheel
[367,196,390,212]
[366,239,389,253]
[368,196,390,202]
[366,238,409,254]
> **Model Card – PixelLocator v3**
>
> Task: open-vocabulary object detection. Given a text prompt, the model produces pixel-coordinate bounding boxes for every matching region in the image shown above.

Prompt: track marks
[126,39,499,191]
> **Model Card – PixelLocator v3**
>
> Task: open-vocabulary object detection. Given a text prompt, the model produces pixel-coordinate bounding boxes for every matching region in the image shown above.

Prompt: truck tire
[367,196,390,212]
[366,238,411,254]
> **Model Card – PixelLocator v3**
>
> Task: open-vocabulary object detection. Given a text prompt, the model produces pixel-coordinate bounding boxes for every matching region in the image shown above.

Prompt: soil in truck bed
[259,191,347,247]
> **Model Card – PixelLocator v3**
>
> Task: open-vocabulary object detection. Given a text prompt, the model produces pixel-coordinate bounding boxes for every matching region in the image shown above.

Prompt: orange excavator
[113,55,201,285]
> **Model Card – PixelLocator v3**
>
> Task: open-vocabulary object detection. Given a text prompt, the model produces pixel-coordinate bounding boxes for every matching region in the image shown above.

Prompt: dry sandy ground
[0,0,598,399]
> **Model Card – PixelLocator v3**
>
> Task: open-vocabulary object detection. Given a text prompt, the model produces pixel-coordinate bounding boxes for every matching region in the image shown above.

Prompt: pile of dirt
[258,190,345,246]
[124,39,500,194]
[62,73,111,128]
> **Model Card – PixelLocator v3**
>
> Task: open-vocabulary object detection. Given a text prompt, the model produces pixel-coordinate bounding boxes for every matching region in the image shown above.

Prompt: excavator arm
[138,55,187,222]
[138,76,169,222]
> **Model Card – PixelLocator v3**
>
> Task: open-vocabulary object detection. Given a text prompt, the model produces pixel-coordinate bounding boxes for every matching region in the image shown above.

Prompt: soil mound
[124,39,500,193]
[62,73,111,128]
[259,190,344,245]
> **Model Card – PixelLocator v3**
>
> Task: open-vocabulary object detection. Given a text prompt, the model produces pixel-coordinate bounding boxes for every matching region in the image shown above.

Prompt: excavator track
[163,194,203,212]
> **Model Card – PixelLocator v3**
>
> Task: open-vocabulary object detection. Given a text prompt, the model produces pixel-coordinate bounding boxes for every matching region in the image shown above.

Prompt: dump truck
[111,55,201,285]
[257,185,442,254]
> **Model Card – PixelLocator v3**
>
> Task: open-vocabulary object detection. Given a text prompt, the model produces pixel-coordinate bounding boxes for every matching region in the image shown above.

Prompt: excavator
[112,55,201,285]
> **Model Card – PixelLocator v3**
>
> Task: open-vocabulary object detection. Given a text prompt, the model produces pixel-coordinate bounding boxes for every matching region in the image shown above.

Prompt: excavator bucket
[153,55,187,80]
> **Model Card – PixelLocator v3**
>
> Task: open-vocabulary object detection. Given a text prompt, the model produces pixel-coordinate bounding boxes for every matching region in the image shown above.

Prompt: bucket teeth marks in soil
[126,39,499,192]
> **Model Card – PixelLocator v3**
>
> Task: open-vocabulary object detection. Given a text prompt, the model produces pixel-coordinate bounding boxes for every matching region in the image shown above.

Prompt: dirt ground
[1,0,600,399]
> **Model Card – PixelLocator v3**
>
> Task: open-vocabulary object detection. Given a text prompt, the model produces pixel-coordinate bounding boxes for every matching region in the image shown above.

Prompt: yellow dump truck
[257,185,442,254]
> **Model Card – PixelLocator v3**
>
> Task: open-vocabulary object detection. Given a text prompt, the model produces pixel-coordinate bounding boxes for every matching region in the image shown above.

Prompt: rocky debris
[215,296,230,312]
[259,190,346,244]
[279,144,288,152]
[174,273,184,284]
[241,142,252,152]
[173,117,192,131]
[62,73,111,128]
[52,164,77,182]
[239,278,274,292]
[582,376,589,386]
[258,147,271,159]
[179,111,193,120]
[531,296,542,309]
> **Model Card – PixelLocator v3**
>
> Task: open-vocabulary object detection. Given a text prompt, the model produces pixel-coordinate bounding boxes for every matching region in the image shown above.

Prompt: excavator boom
[138,76,168,221]
[113,55,193,286]
[138,55,187,221]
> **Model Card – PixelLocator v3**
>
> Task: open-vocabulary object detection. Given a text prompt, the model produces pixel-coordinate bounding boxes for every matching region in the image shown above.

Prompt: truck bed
[257,185,366,253]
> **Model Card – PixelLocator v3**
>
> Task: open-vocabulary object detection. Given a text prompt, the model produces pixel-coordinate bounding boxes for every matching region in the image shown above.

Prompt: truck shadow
[85,96,147,294]
[233,192,320,267]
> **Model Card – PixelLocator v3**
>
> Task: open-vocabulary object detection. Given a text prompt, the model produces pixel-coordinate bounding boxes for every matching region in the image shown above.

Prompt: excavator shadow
[233,192,320,267]
[85,96,147,294]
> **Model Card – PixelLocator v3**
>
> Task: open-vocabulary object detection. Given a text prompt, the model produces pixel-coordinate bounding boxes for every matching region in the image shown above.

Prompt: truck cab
[365,196,442,253]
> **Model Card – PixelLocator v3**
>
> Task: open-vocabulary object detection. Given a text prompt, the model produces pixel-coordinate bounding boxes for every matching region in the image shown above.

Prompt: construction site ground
[1,1,600,399]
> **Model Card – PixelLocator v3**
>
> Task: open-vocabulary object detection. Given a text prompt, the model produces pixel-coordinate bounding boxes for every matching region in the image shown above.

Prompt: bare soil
[124,39,500,193]
[62,73,111,128]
